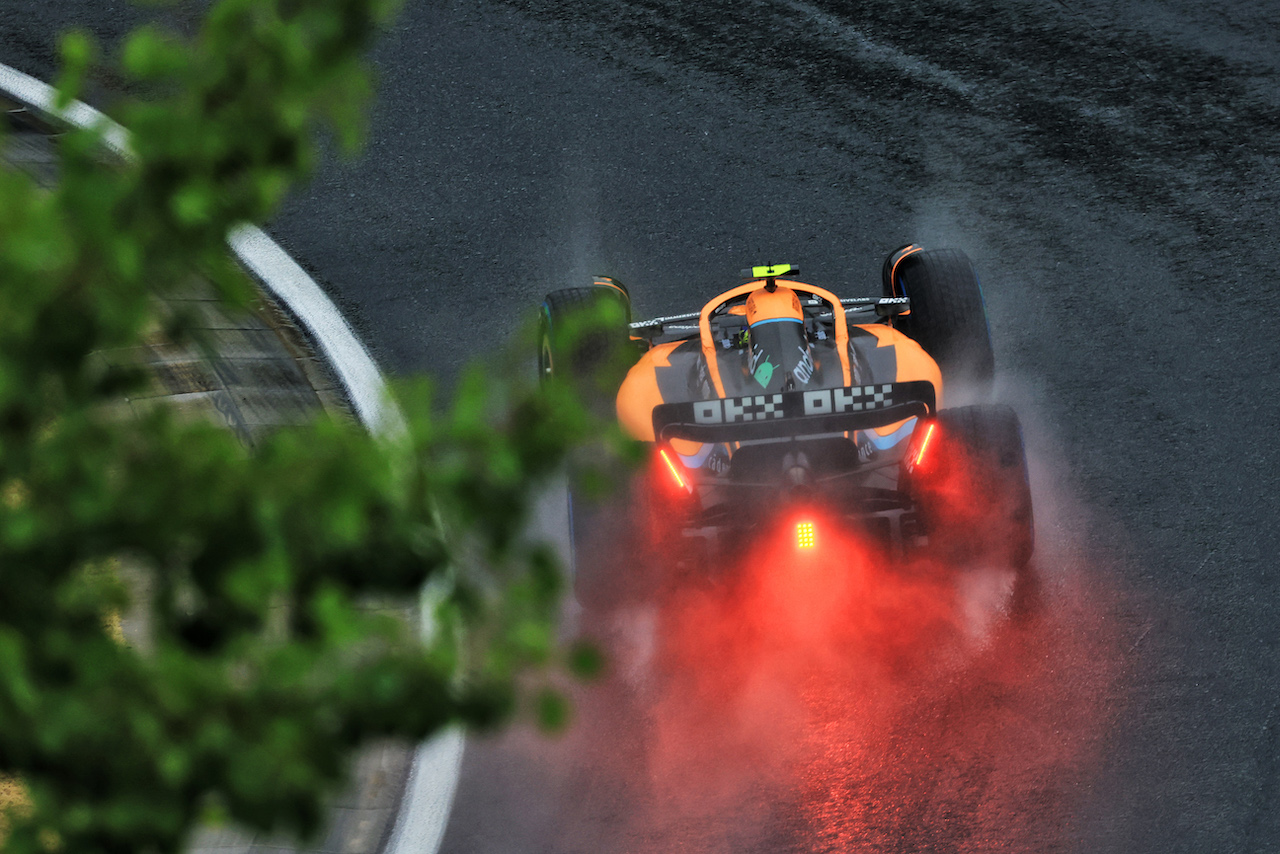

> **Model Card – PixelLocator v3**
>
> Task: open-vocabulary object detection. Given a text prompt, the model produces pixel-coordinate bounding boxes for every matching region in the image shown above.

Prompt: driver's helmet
[744,285,816,392]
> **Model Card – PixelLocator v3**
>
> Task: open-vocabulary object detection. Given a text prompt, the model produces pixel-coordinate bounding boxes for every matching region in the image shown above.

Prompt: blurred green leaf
[534,688,570,734]
[0,0,639,851]
[566,641,605,681]
[53,32,94,110]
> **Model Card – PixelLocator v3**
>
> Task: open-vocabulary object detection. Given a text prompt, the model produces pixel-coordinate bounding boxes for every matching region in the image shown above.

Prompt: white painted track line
[384,730,465,854]
[226,225,404,437]
[0,62,129,155]
[0,59,459,854]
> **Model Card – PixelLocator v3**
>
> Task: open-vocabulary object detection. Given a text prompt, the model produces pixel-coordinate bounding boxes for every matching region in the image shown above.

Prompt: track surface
[6,0,1280,850]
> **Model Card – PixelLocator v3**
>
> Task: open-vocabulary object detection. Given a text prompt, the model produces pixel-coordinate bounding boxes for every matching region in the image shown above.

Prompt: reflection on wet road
[449,488,1124,852]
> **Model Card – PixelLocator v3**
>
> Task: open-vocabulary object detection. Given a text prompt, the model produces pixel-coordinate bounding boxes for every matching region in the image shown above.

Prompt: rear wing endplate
[652,380,937,444]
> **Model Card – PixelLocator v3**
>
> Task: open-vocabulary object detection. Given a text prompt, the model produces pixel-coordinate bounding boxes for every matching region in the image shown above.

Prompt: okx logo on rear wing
[652,381,937,444]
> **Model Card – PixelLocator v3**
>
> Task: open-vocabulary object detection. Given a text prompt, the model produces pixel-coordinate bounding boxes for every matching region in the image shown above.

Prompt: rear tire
[538,284,632,389]
[539,283,634,612]
[888,248,995,388]
[903,404,1034,572]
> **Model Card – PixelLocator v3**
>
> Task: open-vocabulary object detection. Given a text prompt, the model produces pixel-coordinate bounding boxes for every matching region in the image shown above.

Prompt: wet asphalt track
[6,0,1280,850]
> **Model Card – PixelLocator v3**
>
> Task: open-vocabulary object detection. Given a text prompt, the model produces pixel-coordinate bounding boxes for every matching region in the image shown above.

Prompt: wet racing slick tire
[538,283,632,405]
[886,248,996,389]
[903,403,1034,573]
[538,282,634,612]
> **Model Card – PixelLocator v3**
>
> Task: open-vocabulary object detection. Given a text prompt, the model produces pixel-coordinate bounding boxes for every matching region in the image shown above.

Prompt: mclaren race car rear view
[539,246,1034,582]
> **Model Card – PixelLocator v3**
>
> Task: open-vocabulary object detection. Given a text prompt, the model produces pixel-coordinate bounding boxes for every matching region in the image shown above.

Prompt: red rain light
[659,448,689,492]
[796,520,816,549]
[912,422,937,470]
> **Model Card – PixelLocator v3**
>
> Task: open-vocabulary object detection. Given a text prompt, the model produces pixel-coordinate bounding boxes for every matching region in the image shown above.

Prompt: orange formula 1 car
[539,246,1034,581]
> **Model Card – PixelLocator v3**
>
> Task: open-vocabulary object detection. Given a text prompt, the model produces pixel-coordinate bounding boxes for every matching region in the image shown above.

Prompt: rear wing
[652,380,937,444]
[629,296,911,339]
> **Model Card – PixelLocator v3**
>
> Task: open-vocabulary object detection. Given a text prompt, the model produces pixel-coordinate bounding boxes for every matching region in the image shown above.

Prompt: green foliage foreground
[0,0,620,850]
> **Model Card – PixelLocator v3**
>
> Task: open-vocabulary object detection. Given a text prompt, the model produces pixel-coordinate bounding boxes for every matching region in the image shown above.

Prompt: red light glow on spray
[562,504,1125,853]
